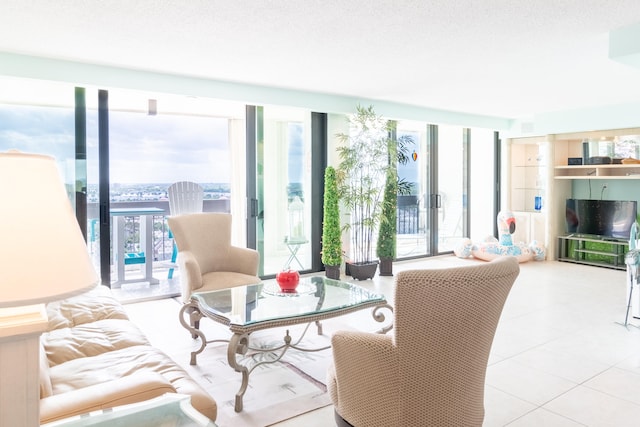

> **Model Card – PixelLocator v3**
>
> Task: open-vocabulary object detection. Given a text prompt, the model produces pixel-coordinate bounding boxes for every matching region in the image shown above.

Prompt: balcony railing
[85,200,230,278]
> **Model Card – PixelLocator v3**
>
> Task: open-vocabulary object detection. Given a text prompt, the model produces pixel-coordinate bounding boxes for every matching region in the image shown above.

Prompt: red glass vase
[276,269,300,292]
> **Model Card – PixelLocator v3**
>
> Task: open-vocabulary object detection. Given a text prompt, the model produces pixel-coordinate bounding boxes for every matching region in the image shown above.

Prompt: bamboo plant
[336,105,412,270]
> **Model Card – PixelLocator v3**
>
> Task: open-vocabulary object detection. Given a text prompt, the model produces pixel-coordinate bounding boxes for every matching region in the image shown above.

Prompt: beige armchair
[167,213,260,303]
[327,256,520,427]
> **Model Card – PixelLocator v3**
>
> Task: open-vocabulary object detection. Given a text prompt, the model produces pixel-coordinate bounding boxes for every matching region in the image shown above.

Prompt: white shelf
[555,164,640,179]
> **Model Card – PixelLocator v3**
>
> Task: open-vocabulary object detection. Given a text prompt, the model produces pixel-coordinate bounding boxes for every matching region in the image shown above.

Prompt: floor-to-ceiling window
[396,120,430,257]
[469,129,498,241]
[435,125,467,253]
[251,106,314,276]
[84,89,245,286]
[0,78,76,204]
[0,75,498,286]
[394,121,495,257]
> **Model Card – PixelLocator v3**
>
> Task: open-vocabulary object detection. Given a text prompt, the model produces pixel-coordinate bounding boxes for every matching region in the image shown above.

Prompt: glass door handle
[249,198,259,217]
[430,194,442,209]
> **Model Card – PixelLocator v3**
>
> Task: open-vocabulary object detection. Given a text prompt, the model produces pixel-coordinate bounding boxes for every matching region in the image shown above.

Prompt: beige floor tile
[543,385,640,427]
[506,408,585,426]
[121,257,640,426]
[584,367,640,405]
[486,359,578,406]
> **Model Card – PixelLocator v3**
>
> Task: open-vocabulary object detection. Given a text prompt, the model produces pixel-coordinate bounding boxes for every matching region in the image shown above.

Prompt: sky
[0,104,232,185]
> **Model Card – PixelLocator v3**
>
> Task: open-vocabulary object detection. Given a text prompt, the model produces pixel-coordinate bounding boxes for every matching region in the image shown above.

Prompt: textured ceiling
[1,0,640,119]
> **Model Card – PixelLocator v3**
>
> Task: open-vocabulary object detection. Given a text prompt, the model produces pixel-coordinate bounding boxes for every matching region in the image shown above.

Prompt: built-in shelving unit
[505,137,548,253]
[510,139,546,212]
[506,127,640,267]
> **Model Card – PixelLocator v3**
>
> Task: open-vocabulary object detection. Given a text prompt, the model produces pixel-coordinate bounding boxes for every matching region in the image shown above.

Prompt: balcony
[85,199,230,303]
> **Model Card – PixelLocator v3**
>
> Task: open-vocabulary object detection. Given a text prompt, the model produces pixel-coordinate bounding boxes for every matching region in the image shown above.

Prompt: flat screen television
[566,199,638,240]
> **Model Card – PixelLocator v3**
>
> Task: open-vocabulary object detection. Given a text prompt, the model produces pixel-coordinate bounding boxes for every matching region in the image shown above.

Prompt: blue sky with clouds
[0,104,231,185]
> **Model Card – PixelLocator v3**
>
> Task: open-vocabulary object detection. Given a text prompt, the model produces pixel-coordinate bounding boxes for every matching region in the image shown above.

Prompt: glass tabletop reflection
[191,276,385,327]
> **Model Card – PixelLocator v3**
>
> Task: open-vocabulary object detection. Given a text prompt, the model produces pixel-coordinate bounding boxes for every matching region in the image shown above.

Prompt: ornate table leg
[373,303,394,334]
[178,303,207,365]
[227,332,250,412]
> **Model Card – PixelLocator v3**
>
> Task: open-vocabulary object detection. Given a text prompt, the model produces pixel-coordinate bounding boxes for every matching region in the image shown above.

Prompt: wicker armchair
[327,256,520,427]
[167,213,260,303]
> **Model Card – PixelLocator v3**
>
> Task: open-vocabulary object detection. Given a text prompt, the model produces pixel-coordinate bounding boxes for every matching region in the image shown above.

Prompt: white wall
[0,52,509,131]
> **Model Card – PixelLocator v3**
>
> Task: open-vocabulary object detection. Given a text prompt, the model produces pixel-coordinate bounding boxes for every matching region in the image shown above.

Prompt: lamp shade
[0,151,98,308]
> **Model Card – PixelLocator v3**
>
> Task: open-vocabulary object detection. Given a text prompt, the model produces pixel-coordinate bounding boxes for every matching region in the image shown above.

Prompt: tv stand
[557,234,628,270]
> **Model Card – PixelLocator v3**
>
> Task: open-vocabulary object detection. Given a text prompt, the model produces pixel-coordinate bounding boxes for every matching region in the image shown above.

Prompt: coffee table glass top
[191,276,385,327]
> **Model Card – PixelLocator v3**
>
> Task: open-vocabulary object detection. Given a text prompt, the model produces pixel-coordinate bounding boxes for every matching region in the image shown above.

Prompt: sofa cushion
[48,345,217,421]
[40,372,176,424]
[39,343,53,398]
[43,319,149,367]
[46,285,129,331]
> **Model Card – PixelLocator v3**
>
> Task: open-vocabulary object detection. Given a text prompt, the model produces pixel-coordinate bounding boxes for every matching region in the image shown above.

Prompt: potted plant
[321,166,342,280]
[377,166,398,276]
[335,105,401,280]
[377,124,413,276]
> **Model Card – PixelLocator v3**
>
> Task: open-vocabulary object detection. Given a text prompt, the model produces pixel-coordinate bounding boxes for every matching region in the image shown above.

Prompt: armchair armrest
[329,331,399,426]
[226,246,260,276]
[40,372,176,424]
[178,250,203,294]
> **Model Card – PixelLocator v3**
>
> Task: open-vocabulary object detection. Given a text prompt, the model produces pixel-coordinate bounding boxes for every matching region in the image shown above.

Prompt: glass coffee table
[178,276,392,412]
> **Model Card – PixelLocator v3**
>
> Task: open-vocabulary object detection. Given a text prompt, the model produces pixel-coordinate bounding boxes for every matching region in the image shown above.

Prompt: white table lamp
[0,150,99,426]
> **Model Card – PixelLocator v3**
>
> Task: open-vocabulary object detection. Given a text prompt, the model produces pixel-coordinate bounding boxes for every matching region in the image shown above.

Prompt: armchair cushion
[327,331,399,426]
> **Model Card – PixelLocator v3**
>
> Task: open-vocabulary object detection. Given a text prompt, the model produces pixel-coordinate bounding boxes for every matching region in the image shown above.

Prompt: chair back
[394,256,519,426]
[168,181,204,216]
[168,213,232,274]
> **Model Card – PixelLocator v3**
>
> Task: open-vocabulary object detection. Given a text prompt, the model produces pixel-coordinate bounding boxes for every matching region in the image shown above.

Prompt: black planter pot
[325,264,341,280]
[379,257,393,276]
[348,262,378,280]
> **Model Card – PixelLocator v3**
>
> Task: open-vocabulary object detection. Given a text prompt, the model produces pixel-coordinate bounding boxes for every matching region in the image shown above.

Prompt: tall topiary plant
[322,166,342,279]
[377,164,398,275]
[377,122,413,276]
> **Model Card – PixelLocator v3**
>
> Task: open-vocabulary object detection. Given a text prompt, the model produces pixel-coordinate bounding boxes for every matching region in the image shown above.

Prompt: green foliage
[336,105,414,264]
[321,166,342,266]
[376,121,414,259]
[377,150,398,259]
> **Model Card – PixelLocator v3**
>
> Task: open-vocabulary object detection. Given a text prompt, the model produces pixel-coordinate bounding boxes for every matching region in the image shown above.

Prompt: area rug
[124,298,374,427]
[183,325,335,427]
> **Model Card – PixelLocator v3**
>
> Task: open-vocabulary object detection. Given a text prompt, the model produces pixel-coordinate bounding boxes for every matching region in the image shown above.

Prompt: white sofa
[39,285,217,424]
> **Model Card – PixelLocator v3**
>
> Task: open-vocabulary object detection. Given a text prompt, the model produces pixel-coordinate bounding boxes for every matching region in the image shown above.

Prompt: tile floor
[124,256,640,427]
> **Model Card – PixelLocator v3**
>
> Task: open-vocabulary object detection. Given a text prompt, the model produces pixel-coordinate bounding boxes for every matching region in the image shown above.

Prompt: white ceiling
[2,0,640,120]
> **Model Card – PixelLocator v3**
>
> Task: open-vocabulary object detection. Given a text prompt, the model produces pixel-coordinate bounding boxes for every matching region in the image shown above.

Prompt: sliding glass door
[395,121,474,257]
[434,125,467,253]
[396,120,430,257]
[251,106,314,277]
